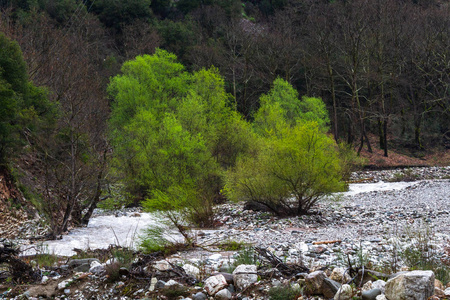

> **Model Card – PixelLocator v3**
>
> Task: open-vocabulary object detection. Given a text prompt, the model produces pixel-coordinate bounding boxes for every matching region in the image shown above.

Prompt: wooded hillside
[0,0,448,235]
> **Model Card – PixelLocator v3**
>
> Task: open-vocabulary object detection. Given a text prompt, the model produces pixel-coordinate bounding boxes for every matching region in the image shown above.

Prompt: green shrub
[225,122,344,216]
[233,247,259,267]
[218,240,248,251]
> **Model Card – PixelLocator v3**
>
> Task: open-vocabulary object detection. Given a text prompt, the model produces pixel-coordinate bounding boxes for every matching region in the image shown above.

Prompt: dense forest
[0,0,449,237]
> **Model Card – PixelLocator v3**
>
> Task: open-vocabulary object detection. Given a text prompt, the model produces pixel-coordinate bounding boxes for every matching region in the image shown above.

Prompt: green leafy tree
[0,33,55,163]
[254,78,330,132]
[108,49,252,229]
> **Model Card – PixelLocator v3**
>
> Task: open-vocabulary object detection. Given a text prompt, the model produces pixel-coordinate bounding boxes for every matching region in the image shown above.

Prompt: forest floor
[356,135,450,168]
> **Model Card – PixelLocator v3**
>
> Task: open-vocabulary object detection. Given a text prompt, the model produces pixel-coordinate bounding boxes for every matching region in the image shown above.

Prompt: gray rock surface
[193,292,207,300]
[214,288,232,300]
[385,270,435,300]
[361,288,382,300]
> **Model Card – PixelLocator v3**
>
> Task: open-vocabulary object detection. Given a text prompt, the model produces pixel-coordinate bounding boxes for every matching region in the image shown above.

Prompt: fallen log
[312,240,341,245]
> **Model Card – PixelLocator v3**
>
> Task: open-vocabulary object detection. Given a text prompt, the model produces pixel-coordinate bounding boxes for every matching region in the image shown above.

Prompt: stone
[119,267,129,276]
[444,287,450,296]
[154,280,166,289]
[213,272,234,284]
[372,280,386,293]
[41,275,49,284]
[361,288,382,300]
[89,261,105,275]
[57,280,72,290]
[149,277,158,291]
[193,292,207,300]
[165,279,181,287]
[204,274,228,295]
[334,284,353,300]
[68,258,100,271]
[322,278,341,298]
[435,287,445,298]
[215,288,232,300]
[183,264,200,277]
[435,279,444,290]
[375,295,388,300]
[305,270,326,293]
[385,270,434,300]
[208,254,223,261]
[105,258,118,265]
[330,267,350,283]
[232,265,258,290]
[154,260,171,271]
[362,281,373,292]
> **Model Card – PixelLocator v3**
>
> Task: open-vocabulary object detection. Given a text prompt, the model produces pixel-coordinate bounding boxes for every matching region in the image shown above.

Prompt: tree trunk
[81,169,103,225]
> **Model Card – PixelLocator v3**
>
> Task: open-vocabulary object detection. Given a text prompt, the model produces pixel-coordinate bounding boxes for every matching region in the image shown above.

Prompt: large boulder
[232,265,258,290]
[385,270,434,300]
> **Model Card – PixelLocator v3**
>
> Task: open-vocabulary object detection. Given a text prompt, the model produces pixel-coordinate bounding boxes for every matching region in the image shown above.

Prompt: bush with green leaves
[225,78,345,216]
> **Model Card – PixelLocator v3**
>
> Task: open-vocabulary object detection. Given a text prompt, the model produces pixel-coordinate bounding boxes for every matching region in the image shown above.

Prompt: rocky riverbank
[1,167,450,299]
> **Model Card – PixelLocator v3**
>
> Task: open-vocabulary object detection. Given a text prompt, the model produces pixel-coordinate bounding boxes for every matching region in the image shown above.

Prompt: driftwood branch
[0,242,41,283]
[254,246,309,276]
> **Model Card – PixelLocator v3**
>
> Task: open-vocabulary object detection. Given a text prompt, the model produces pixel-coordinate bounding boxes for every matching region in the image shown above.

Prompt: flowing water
[23,181,421,256]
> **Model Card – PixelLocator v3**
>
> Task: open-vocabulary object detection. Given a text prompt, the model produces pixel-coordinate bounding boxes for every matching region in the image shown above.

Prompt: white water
[344,180,418,196]
[24,181,420,256]
[23,212,175,256]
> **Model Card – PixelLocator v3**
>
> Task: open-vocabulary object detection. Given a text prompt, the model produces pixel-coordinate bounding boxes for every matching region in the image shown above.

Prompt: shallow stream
[23,180,421,256]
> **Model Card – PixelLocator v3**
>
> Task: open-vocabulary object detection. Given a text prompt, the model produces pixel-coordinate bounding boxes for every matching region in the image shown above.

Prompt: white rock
[444,287,450,296]
[385,270,434,300]
[372,280,386,293]
[330,267,350,284]
[58,280,72,290]
[105,258,118,265]
[375,295,388,300]
[41,276,49,284]
[204,274,227,295]
[165,279,181,287]
[208,254,223,261]
[149,277,157,291]
[334,284,353,300]
[233,265,258,290]
[297,242,309,253]
[89,261,106,274]
[154,260,171,271]
[362,281,373,292]
[183,264,200,277]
